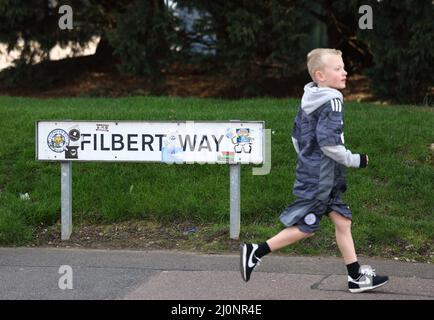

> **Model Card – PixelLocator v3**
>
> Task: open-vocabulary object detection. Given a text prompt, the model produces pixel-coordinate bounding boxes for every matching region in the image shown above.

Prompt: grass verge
[0,96,433,262]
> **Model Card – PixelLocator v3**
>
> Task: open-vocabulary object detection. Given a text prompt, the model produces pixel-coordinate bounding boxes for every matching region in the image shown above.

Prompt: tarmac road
[0,247,433,300]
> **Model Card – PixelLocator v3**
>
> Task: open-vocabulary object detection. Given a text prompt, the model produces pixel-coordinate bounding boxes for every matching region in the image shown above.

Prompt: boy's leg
[329,210,389,292]
[329,211,357,264]
[266,226,313,251]
[240,226,312,282]
[241,198,321,282]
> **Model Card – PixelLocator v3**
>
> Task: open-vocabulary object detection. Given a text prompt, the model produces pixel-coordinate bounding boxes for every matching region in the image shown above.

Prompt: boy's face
[315,54,347,90]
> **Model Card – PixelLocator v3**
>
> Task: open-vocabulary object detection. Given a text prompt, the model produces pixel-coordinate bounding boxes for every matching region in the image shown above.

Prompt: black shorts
[279,195,352,234]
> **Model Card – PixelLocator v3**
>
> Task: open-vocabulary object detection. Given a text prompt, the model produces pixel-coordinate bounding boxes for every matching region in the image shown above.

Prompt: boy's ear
[314,70,325,83]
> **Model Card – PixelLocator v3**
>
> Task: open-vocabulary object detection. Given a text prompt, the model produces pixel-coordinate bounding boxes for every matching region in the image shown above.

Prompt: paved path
[0,247,433,300]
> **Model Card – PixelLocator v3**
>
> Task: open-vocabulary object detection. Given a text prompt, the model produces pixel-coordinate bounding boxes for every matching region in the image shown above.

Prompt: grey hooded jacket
[291,82,367,201]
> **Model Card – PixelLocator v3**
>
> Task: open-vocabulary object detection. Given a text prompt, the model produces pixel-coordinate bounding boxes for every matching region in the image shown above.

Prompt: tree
[300,0,374,73]
[357,0,434,104]
[0,0,106,64]
[108,0,181,94]
[176,0,312,95]
[0,0,183,94]
[1,0,431,102]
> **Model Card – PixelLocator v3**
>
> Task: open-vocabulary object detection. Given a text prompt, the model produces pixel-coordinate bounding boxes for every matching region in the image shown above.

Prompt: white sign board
[36,121,264,164]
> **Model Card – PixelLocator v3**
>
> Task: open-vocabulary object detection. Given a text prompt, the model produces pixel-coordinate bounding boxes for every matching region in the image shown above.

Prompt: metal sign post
[61,161,72,240]
[229,164,241,239]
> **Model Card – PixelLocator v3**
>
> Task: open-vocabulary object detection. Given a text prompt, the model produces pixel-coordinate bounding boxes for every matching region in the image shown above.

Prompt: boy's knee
[342,218,352,226]
[298,225,317,237]
[335,218,352,232]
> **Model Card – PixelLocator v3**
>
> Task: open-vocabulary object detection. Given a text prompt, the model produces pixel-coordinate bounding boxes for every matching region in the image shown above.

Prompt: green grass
[0,96,433,261]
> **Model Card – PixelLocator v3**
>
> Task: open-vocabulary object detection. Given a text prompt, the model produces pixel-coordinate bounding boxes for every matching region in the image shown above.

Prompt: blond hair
[307,48,342,82]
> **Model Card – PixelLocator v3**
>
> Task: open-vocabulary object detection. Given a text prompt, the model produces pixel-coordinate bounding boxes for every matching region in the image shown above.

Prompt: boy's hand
[360,154,369,168]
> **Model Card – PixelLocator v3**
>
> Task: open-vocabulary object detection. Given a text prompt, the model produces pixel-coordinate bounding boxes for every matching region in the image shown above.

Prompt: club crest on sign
[47,129,70,153]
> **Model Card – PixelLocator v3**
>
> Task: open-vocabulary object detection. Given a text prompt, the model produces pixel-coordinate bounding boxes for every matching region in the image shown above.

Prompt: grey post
[61,162,72,240]
[229,119,241,240]
[229,164,241,239]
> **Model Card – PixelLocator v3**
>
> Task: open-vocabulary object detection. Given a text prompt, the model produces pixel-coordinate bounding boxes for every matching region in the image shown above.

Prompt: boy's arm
[316,99,368,168]
[291,107,302,154]
[321,145,368,168]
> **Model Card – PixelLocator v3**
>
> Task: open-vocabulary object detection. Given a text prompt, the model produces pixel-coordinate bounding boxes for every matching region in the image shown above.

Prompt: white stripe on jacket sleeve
[291,137,300,154]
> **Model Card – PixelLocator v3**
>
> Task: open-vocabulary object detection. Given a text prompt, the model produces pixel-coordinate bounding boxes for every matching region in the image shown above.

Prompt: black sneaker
[348,265,389,293]
[240,243,261,282]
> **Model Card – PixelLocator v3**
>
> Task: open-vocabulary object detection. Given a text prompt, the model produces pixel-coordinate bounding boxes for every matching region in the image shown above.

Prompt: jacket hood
[301,82,343,114]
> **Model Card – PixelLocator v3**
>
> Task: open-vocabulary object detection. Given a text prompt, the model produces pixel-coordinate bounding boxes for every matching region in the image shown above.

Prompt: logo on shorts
[47,129,70,153]
[304,213,316,225]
